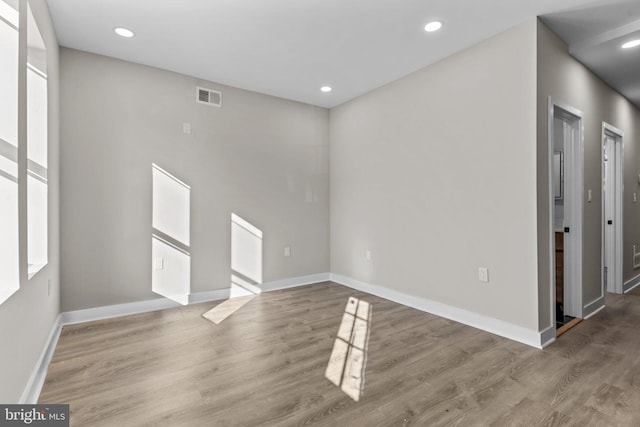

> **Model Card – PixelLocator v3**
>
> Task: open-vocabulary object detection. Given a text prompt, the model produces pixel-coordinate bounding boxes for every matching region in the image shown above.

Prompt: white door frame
[548,98,584,329]
[601,122,624,295]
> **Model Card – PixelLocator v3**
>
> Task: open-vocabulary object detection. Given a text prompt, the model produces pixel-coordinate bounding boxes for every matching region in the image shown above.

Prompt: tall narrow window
[0,0,19,304]
[27,3,48,278]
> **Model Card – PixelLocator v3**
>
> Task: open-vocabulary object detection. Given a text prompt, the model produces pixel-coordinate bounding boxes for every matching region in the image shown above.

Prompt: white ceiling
[46,0,640,109]
[542,1,640,108]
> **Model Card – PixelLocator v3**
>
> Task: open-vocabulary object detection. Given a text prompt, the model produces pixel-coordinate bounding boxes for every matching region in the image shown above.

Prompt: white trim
[540,325,556,348]
[584,303,606,320]
[62,297,184,325]
[601,122,624,295]
[603,123,624,145]
[600,126,606,296]
[583,296,605,319]
[61,288,231,325]
[624,273,640,293]
[20,273,330,403]
[548,98,584,326]
[330,273,543,349]
[19,314,63,404]
[188,289,230,304]
[260,273,330,292]
[547,97,556,331]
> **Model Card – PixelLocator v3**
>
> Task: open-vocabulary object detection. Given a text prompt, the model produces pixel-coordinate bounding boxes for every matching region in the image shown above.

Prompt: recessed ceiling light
[320,86,332,93]
[424,21,443,33]
[622,39,640,49]
[114,27,135,38]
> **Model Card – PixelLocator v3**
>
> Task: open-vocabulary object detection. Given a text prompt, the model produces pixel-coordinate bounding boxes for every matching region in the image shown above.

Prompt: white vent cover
[196,87,222,107]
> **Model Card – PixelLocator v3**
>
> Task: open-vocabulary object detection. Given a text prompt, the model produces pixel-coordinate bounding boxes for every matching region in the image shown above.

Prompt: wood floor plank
[565,406,618,427]
[39,282,640,425]
[490,397,571,426]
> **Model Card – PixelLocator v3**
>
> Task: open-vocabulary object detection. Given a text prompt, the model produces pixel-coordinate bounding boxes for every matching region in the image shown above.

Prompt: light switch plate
[366,250,372,261]
[478,267,489,282]
[182,122,192,134]
[154,257,164,270]
[284,246,291,257]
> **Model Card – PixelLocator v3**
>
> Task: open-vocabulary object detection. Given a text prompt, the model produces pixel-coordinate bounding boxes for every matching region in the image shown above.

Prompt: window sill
[28,262,47,280]
[0,285,19,306]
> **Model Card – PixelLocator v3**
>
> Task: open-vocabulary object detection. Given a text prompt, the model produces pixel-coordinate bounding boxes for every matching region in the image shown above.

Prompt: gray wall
[0,0,60,402]
[330,20,540,331]
[537,20,640,329]
[60,48,329,311]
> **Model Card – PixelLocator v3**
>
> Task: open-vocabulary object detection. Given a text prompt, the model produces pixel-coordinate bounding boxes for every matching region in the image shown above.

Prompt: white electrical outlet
[284,246,291,257]
[366,250,372,261]
[478,267,489,282]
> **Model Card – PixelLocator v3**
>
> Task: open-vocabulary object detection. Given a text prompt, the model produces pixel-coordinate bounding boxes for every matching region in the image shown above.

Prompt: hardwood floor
[39,282,640,426]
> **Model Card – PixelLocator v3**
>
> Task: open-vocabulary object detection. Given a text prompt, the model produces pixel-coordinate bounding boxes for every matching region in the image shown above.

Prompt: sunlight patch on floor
[202,290,254,325]
[325,296,372,402]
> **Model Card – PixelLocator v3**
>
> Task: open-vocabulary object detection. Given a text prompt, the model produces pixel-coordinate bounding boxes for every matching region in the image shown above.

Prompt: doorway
[602,123,623,295]
[549,99,584,336]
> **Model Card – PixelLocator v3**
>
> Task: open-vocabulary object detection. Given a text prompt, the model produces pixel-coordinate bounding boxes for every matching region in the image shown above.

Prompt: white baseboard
[584,304,605,320]
[583,296,605,318]
[19,314,63,404]
[188,289,230,304]
[624,273,640,293]
[28,272,550,401]
[21,272,330,404]
[260,273,330,292]
[60,273,330,326]
[62,298,180,326]
[539,325,556,348]
[24,288,228,404]
[329,273,543,349]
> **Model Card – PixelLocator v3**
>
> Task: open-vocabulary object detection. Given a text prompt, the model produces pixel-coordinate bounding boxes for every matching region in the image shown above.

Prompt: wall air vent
[196,87,222,107]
